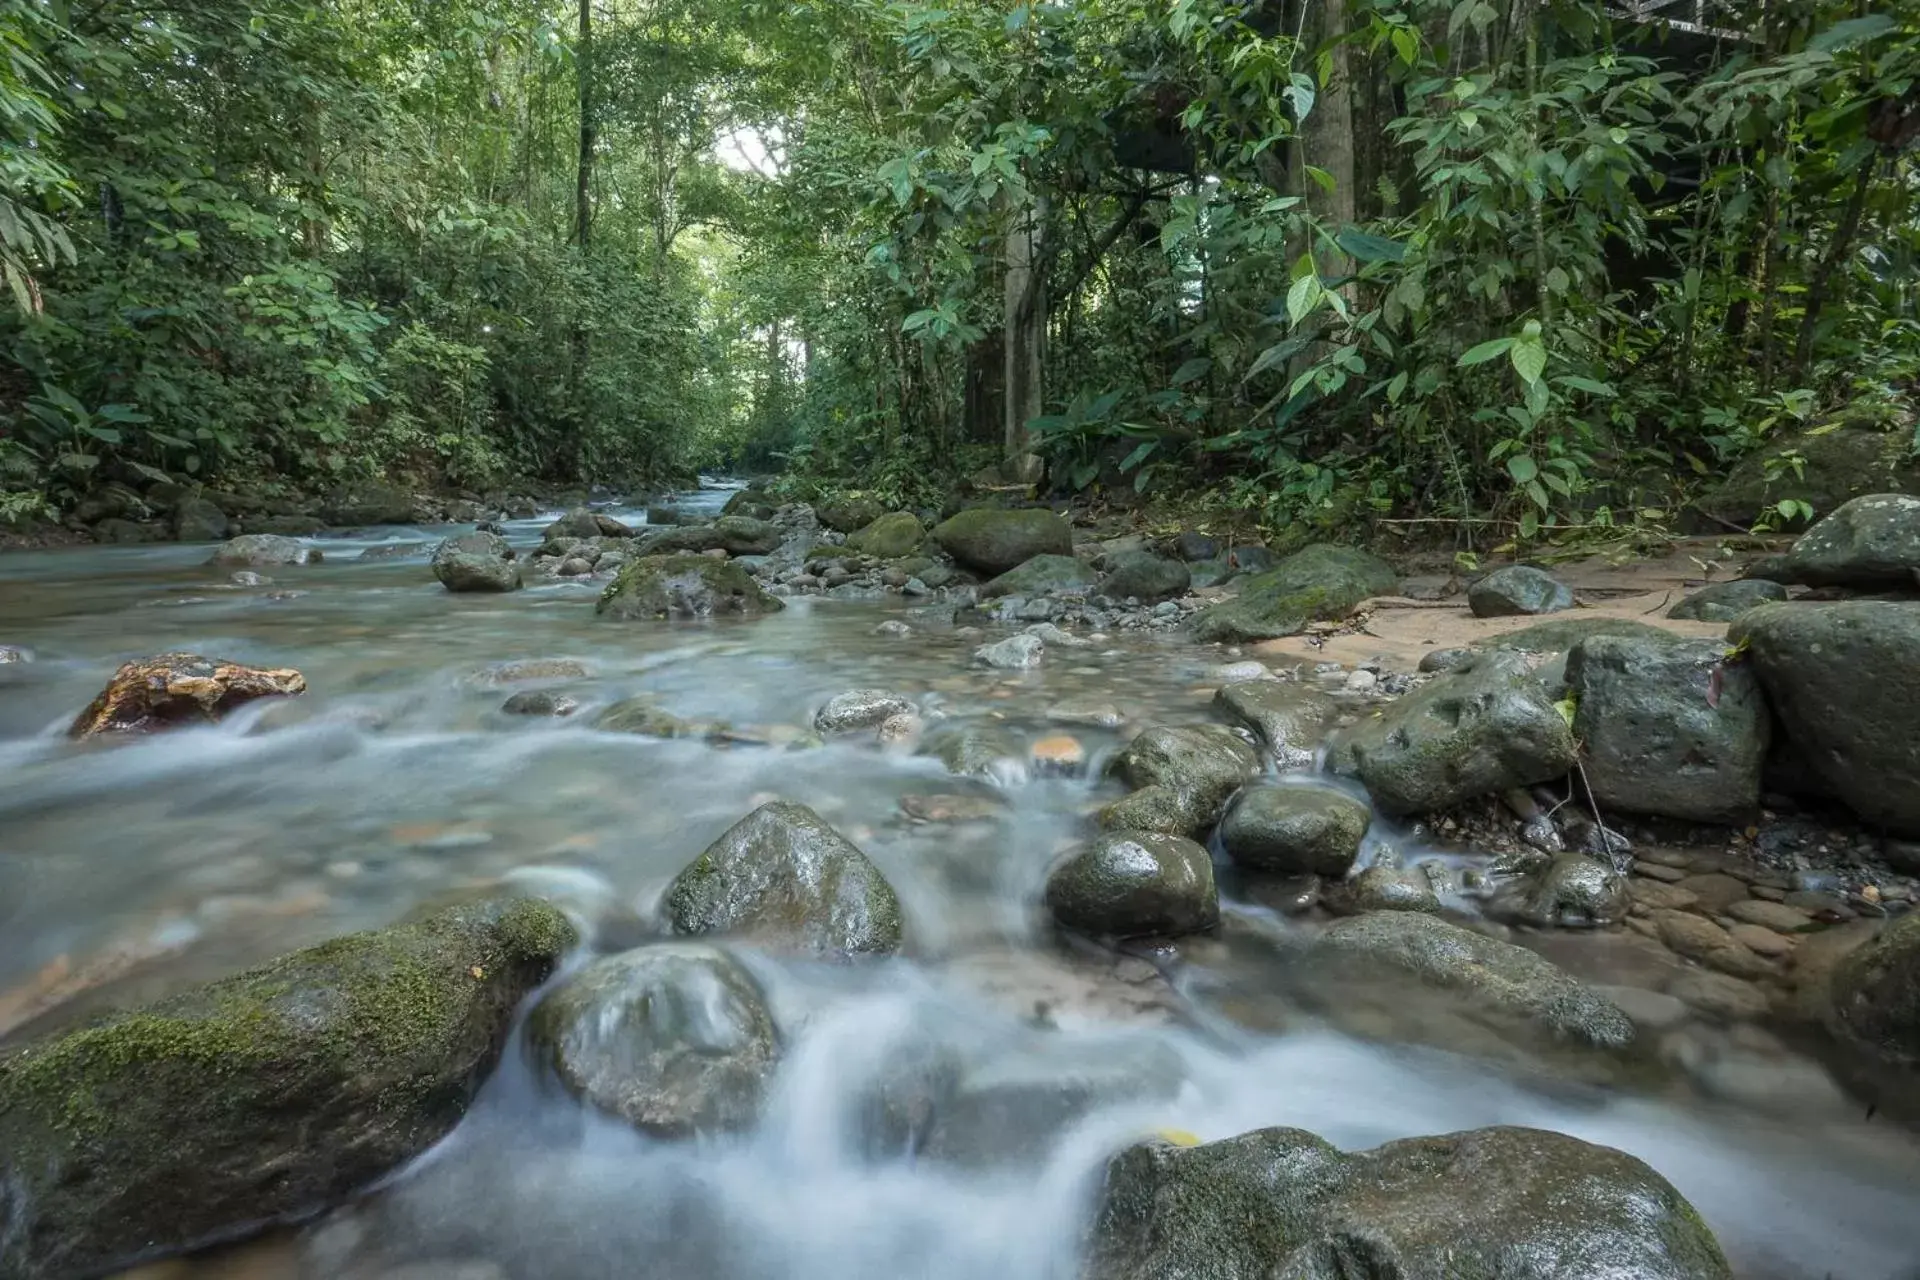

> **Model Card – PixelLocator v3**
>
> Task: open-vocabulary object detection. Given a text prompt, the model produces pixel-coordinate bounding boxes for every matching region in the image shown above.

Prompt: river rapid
[2,481,1918,1280]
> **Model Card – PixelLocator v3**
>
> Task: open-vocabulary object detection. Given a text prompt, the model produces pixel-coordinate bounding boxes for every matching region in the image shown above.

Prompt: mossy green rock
[721,488,776,519]
[321,480,415,526]
[817,496,887,534]
[1045,830,1219,938]
[665,801,903,958]
[1083,1124,1730,1280]
[981,554,1099,599]
[1100,551,1190,603]
[432,530,522,593]
[1219,785,1369,876]
[931,507,1073,575]
[528,943,779,1137]
[1191,544,1397,643]
[1100,724,1263,837]
[597,554,783,621]
[1211,681,1336,766]
[846,511,925,559]
[0,898,575,1280]
[1828,914,1920,1067]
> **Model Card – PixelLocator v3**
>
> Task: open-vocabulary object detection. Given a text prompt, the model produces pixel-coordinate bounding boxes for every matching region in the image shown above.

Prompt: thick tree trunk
[573,0,594,253]
[1003,198,1047,484]
[1303,0,1356,234]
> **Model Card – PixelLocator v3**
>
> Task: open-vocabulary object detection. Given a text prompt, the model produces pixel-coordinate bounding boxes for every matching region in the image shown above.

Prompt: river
[2,481,1918,1280]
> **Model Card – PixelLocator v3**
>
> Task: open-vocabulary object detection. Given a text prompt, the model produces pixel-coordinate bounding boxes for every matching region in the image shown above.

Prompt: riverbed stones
[1210,680,1336,767]
[598,554,784,621]
[1469,564,1574,617]
[68,652,307,738]
[1781,492,1920,588]
[664,802,903,957]
[814,689,916,735]
[528,943,779,1137]
[1307,911,1636,1049]
[0,898,575,1280]
[1045,830,1218,938]
[846,511,925,559]
[973,633,1044,670]
[981,553,1098,599]
[931,507,1073,576]
[816,496,886,534]
[1100,725,1262,837]
[501,690,579,717]
[208,533,323,567]
[1325,863,1442,915]
[1566,635,1769,823]
[1496,855,1629,928]
[1731,602,1920,834]
[1219,786,1369,877]
[1081,1124,1730,1280]
[1331,650,1576,816]
[1191,543,1399,643]
[1101,552,1190,603]
[1668,578,1789,622]
[431,530,522,593]
[1827,914,1920,1066]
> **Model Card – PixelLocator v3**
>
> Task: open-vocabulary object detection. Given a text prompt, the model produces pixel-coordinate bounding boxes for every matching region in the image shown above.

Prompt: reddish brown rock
[68,653,307,739]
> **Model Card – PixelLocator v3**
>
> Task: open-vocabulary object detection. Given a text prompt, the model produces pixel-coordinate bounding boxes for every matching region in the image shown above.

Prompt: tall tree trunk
[1303,0,1356,235]
[567,0,596,480]
[1003,197,1047,485]
[1793,157,1877,376]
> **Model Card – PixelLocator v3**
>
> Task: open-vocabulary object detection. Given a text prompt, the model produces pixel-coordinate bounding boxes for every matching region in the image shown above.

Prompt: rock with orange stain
[1030,734,1088,775]
[67,653,306,740]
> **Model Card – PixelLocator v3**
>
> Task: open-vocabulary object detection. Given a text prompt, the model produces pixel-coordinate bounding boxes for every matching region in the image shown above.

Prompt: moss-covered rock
[67,652,307,739]
[721,488,776,520]
[432,530,522,593]
[1191,544,1398,643]
[320,480,415,526]
[0,898,575,1280]
[980,553,1099,599]
[528,943,779,1137]
[1210,681,1336,767]
[817,496,887,534]
[846,511,926,559]
[597,554,784,621]
[1828,914,1920,1067]
[1083,1124,1730,1280]
[931,507,1073,575]
[1489,854,1630,929]
[814,688,916,735]
[1100,552,1190,603]
[1045,830,1218,938]
[664,802,903,958]
[1219,785,1369,877]
[1696,425,1920,530]
[1099,724,1263,837]
[1780,492,1920,588]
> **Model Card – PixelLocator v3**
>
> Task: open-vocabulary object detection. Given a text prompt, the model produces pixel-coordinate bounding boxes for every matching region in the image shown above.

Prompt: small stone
[873,619,913,637]
[1418,648,1471,673]
[877,713,921,747]
[1634,861,1688,883]
[1728,923,1795,957]
[558,556,594,576]
[902,577,930,596]
[973,633,1044,670]
[1210,661,1272,684]
[1784,890,1855,921]
[1594,985,1691,1032]
[1344,669,1378,693]
[501,690,579,718]
[1046,701,1127,729]
[1666,970,1770,1021]
[898,794,1003,823]
[1725,899,1814,933]
[1030,735,1088,775]
[1629,879,1700,912]
[814,689,917,735]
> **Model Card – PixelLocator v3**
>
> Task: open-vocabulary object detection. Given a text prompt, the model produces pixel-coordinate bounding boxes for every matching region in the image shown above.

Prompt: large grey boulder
[1330,650,1576,816]
[814,689,916,735]
[846,511,926,559]
[0,899,575,1280]
[664,802,903,957]
[1219,786,1369,877]
[1099,725,1262,837]
[1101,552,1190,603]
[1045,830,1218,938]
[1731,602,1920,835]
[1696,425,1919,530]
[1828,914,1920,1067]
[528,944,779,1137]
[1468,564,1574,617]
[1781,492,1920,587]
[1191,544,1397,643]
[1304,911,1636,1050]
[432,531,522,593]
[1668,578,1789,622]
[1211,681,1336,767]
[598,555,783,621]
[981,554,1098,599]
[207,533,322,567]
[931,507,1073,576]
[1082,1125,1730,1280]
[545,508,636,540]
[1566,635,1770,823]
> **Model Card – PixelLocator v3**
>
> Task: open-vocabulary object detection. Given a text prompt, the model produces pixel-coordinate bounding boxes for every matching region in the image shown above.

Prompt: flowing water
[2,482,1918,1280]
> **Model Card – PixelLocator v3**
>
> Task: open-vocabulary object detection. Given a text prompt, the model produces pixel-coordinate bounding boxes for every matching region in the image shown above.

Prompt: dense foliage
[2,0,1916,541]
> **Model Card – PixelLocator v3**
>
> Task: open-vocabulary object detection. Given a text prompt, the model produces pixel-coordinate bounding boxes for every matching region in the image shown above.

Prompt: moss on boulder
[0,898,575,1280]
[1191,544,1397,643]
[597,555,783,621]
[847,511,926,559]
[931,507,1073,575]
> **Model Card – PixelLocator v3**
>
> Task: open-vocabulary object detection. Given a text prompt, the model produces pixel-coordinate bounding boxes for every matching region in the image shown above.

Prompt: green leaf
[1544,266,1569,294]
[1386,371,1408,403]
[1118,440,1158,472]
[1458,337,1515,367]
[1808,14,1895,52]
[1334,230,1407,263]
[1510,338,1547,386]
[1390,26,1418,66]
[1553,696,1577,728]
[1506,455,1539,484]
[1526,478,1551,510]
[1558,376,1615,397]
[1304,165,1337,194]
[1171,357,1212,386]
[1286,274,1323,327]
[1243,337,1309,381]
[1285,73,1316,123]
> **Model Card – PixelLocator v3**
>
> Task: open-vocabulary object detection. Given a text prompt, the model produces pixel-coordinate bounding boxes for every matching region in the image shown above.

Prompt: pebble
[1344,669,1378,693]
[1725,899,1813,933]
[1594,984,1690,1032]
[1628,879,1700,912]
[229,571,271,587]
[1783,890,1855,921]
[1633,861,1688,883]
[1665,970,1770,1021]
[1209,661,1271,684]
[1749,884,1787,902]
[1045,701,1127,729]
[1728,923,1795,957]
[898,793,1003,823]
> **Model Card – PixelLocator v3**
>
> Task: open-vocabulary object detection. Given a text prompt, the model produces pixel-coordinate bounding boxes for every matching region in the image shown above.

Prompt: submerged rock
[1668,578,1789,622]
[0,898,575,1280]
[664,802,903,958]
[1100,725,1262,837]
[1828,914,1920,1067]
[1781,492,1920,587]
[1468,564,1574,617]
[598,555,784,621]
[432,530,522,593]
[68,652,306,739]
[528,944,779,1137]
[1567,635,1769,823]
[1219,786,1369,877]
[931,508,1073,576]
[1082,1124,1729,1280]
[1732,602,1920,835]
[501,690,579,718]
[207,533,323,567]
[1045,830,1218,938]
[973,633,1044,670]
[981,554,1099,599]
[1191,543,1397,643]
[1331,650,1575,816]
[814,689,917,735]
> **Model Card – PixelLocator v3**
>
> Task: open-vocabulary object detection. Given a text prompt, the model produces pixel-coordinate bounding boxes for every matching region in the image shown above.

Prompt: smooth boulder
[1492,854,1630,928]
[528,944,779,1136]
[814,689,916,735]
[1045,830,1218,938]
[1668,578,1788,622]
[1099,725,1262,837]
[931,508,1073,576]
[545,508,635,540]
[1331,650,1576,816]
[207,533,322,567]
[1082,1125,1729,1280]
[1828,914,1920,1067]
[68,652,306,738]
[1210,680,1336,767]
[1191,544,1397,643]
[973,633,1044,670]
[1219,786,1369,877]
[1781,492,1920,588]
[1567,635,1769,823]
[664,802,903,957]
[0,898,575,1280]
[846,511,925,559]
[1468,564,1574,617]
[1100,552,1190,603]
[981,554,1098,599]
[817,496,886,534]
[1731,602,1920,835]
[432,530,522,593]
[598,555,784,621]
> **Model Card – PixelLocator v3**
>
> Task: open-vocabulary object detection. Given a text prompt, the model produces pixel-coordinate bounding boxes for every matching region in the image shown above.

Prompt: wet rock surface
[598,555,784,621]
[1219,785,1369,877]
[931,508,1073,575]
[1101,724,1262,837]
[1468,564,1574,617]
[432,531,522,593]
[1780,492,1920,588]
[68,652,307,738]
[1668,578,1788,622]
[1191,543,1397,643]
[209,533,323,567]
[1045,830,1218,939]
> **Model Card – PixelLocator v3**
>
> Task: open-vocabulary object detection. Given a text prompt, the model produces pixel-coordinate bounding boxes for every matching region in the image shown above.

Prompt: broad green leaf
[1386,371,1408,403]
[1304,165,1337,194]
[1334,230,1407,263]
[1243,337,1308,381]
[1510,339,1547,386]
[1171,357,1212,386]
[1458,337,1515,367]
[1506,455,1539,484]
[1286,274,1322,327]
[1808,14,1895,52]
